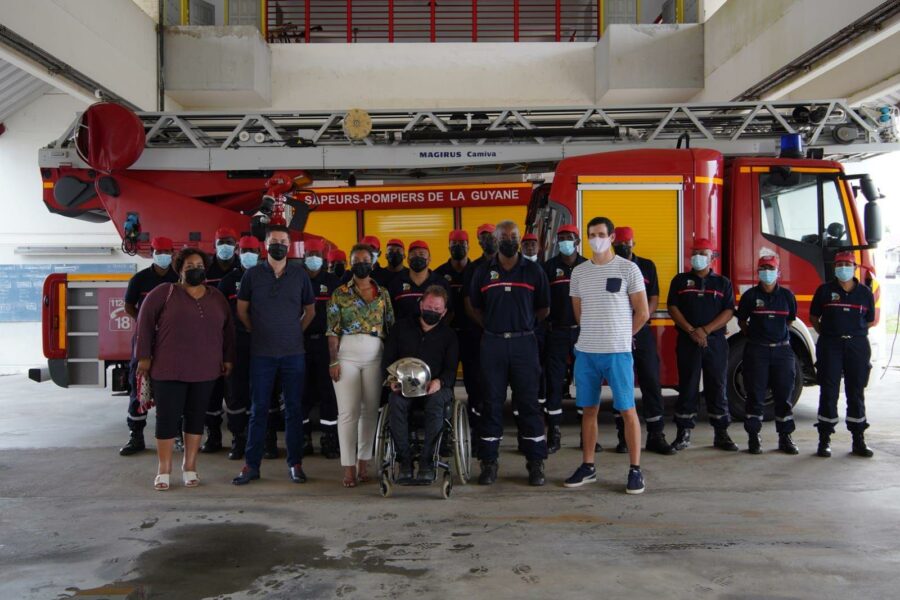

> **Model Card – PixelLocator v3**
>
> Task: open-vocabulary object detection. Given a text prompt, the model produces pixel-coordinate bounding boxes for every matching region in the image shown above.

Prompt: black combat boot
[547,426,562,454]
[200,426,222,453]
[851,432,874,457]
[526,460,546,486]
[816,433,832,458]
[478,460,499,485]
[778,433,799,455]
[671,427,691,451]
[747,433,762,455]
[119,431,145,456]
[713,428,739,452]
[227,434,246,460]
[646,432,676,455]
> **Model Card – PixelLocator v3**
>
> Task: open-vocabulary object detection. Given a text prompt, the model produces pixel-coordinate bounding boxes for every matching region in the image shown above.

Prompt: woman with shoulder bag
[136,248,235,490]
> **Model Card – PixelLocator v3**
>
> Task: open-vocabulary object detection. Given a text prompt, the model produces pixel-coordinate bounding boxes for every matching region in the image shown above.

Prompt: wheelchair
[373,390,472,499]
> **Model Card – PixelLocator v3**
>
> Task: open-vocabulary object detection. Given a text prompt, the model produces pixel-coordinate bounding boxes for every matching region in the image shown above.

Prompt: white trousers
[333,334,384,467]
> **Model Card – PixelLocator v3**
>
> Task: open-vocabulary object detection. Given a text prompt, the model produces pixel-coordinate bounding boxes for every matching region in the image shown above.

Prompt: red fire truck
[36,101,897,419]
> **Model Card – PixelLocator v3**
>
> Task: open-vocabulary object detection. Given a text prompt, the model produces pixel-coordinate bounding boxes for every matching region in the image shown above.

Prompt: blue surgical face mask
[152,252,172,269]
[758,269,778,286]
[690,254,710,271]
[558,240,576,256]
[305,256,324,271]
[216,243,236,261]
[835,265,855,282]
[239,252,258,269]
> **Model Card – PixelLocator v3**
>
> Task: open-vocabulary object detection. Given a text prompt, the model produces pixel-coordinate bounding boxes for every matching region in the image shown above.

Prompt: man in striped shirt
[563,216,649,495]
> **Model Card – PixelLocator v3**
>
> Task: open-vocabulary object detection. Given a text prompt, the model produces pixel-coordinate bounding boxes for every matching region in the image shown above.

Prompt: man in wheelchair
[382,285,459,483]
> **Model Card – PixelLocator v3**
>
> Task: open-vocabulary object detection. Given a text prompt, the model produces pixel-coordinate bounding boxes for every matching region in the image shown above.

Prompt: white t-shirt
[570,255,645,354]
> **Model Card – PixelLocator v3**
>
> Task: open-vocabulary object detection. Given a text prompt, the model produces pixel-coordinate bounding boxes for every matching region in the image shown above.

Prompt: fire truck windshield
[759,172,850,248]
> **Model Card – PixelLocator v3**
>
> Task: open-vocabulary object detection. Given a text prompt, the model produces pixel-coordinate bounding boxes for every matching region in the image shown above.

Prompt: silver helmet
[385,358,431,398]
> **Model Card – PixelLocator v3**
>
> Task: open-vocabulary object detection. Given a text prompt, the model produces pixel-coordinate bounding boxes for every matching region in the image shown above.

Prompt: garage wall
[0,92,146,374]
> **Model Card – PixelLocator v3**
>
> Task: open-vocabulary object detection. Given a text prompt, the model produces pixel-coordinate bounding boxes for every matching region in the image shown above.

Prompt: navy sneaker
[563,463,597,488]
[626,467,645,495]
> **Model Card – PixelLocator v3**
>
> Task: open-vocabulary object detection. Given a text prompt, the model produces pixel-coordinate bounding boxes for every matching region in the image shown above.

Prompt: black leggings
[152,379,217,439]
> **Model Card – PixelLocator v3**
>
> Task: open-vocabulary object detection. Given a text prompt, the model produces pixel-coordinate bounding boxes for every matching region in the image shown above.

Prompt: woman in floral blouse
[327,243,395,487]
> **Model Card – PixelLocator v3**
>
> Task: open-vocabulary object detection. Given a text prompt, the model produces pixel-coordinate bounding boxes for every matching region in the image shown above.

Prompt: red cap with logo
[238,236,260,250]
[215,227,238,241]
[386,238,405,249]
[614,226,634,242]
[692,238,715,251]
[449,230,469,242]
[557,224,579,236]
[834,251,857,265]
[758,254,779,268]
[305,238,325,252]
[151,236,173,251]
[408,240,429,252]
[522,233,538,242]
[477,223,496,236]
[360,235,381,251]
[328,249,347,262]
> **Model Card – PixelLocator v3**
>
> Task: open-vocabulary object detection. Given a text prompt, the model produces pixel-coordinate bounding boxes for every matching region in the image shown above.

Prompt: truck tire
[727,337,803,421]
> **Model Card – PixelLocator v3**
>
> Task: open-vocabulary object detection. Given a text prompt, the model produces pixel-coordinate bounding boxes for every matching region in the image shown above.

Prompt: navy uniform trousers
[674,333,731,430]
[815,335,871,434]
[742,342,796,434]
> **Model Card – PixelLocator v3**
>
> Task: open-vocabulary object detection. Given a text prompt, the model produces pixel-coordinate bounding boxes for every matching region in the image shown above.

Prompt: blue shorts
[574,350,635,411]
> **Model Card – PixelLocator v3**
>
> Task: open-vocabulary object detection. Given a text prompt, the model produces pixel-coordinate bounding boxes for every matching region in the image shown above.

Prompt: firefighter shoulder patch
[755,299,765,308]
[831,292,841,302]
[685,279,696,288]
[555,268,564,278]
[444,274,452,282]
[320,284,328,294]
[402,283,411,291]
[489,271,500,281]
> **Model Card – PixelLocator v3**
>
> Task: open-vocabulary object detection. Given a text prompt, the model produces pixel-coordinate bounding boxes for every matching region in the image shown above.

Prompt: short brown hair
[173,247,209,273]
[422,285,449,306]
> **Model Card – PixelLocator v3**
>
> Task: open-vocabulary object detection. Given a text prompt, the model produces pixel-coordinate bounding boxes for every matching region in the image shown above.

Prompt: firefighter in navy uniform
[667,238,738,452]
[809,251,876,458]
[381,238,409,289]
[301,238,342,459]
[521,232,547,424]
[736,253,799,455]
[327,249,348,280]
[388,240,451,319]
[360,235,392,288]
[612,227,675,455]
[119,236,178,456]
[542,224,587,453]
[217,236,262,459]
[200,226,240,453]
[462,224,499,454]
[469,220,551,486]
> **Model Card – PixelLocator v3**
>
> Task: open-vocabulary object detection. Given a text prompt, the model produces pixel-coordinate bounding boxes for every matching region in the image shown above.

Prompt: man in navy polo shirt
[232,225,317,485]
[469,220,550,486]
[809,250,876,458]
[737,253,799,455]
[667,238,738,452]
[388,240,451,320]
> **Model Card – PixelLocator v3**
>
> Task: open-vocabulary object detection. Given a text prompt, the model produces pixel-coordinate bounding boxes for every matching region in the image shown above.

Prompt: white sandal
[154,474,170,491]
[182,471,200,487]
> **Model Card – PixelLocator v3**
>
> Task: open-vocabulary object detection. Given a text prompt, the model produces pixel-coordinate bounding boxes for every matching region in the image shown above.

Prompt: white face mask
[589,237,611,255]
[524,254,538,262]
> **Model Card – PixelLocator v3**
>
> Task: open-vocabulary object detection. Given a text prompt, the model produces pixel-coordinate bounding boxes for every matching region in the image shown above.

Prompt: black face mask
[387,251,404,268]
[333,263,346,277]
[267,243,288,261]
[352,262,373,279]
[184,267,206,286]
[408,256,428,273]
[498,239,519,258]
[421,310,442,326]
[614,244,633,259]
[480,237,498,255]
[449,245,467,261]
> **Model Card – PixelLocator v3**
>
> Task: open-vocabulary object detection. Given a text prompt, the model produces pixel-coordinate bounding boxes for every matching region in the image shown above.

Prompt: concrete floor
[2,370,900,600]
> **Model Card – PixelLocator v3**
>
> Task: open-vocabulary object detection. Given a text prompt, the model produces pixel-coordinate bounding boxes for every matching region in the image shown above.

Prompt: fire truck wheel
[726,336,803,422]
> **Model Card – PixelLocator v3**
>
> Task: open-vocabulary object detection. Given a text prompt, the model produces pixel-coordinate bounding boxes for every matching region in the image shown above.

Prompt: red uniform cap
[557,224,579,236]
[215,227,238,241]
[449,230,469,242]
[151,236,173,251]
[327,249,347,262]
[360,235,381,251]
[758,254,779,268]
[409,240,429,252]
[386,238,405,249]
[238,236,260,250]
[692,238,715,251]
[834,251,857,265]
[476,223,496,236]
[614,226,634,242]
[305,238,325,252]
[522,233,538,242]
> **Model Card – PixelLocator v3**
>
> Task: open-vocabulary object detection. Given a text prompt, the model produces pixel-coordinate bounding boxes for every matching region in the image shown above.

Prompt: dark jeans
[244,354,306,470]
[389,388,452,465]
[151,379,217,440]
[815,335,871,434]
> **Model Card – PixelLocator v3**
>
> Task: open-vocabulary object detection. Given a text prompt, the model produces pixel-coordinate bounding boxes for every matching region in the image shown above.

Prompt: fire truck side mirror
[859,174,882,202]
[864,200,882,245]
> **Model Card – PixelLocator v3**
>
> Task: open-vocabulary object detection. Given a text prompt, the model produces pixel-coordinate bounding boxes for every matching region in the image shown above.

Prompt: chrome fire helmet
[385,358,431,398]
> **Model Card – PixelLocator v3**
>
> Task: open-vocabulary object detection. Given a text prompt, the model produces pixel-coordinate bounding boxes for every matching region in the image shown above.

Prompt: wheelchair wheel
[373,402,391,471]
[380,470,393,498]
[451,396,472,484]
[441,471,452,499]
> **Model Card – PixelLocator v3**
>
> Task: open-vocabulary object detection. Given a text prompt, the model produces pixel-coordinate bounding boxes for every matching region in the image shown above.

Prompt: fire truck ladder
[41,99,899,180]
